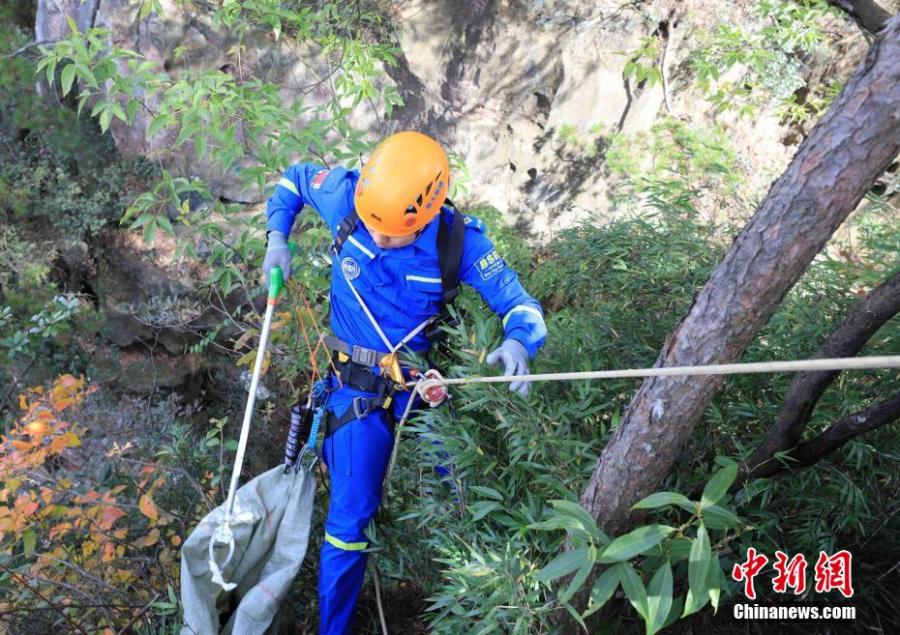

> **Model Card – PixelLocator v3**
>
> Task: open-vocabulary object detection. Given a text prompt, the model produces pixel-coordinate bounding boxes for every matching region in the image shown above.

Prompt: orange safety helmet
[354,131,450,237]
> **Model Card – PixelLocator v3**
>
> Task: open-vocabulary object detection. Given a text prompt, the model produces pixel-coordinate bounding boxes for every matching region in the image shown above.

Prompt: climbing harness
[319,201,467,436]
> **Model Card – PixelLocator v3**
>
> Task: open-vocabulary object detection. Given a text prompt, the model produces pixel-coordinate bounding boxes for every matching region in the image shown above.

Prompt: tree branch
[749,391,900,479]
[1,40,57,59]
[741,269,900,481]
[826,0,893,35]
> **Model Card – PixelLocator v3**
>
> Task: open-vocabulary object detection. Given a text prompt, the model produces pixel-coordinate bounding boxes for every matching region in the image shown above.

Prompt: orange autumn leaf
[99,505,126,530]
[53,397,77,411]
[135,528,160,548]
[139,494,159,522]
[49,522,73,539]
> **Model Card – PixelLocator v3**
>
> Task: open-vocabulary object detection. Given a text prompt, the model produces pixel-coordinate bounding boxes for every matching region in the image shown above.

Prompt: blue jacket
[266,163,547,358]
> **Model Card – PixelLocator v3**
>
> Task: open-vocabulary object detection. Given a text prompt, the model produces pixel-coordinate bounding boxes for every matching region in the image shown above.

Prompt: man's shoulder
[440,206,487,235]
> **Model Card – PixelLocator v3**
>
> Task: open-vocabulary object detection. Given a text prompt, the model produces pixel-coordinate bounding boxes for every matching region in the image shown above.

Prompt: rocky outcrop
[35,0,873,237]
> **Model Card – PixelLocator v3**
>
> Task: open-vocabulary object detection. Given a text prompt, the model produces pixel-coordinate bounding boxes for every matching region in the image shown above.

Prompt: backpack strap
[330,202,467,343]
[436,199,466,306]
[331,209,359,255]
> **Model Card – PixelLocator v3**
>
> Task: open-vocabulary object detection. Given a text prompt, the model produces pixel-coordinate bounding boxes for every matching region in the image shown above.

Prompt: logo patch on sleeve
[311,169,330,190]
[475,250,504,281]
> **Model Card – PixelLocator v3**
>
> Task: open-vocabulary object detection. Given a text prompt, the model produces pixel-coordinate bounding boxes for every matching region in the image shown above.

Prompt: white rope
[340,261,432,355]
[385,383,421,484]
[407,355,900,389]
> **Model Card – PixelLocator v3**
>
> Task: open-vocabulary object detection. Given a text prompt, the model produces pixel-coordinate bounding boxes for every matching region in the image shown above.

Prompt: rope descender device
[411,368,449,408]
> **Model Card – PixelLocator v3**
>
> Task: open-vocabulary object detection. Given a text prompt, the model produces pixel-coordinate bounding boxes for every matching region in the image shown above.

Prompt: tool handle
[267,241,299,301]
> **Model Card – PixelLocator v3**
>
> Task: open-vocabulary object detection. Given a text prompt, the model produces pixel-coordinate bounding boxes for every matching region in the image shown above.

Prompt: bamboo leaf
[535,547,588,582]
[549,499,607,543]
[559,558,593,603]
[616,562,648,621]
[646,560,673,635]
[631,491,694,512]
[682,523,711,617]
[701,463,738,508]
[582,566,619,618]
[597,525,675,563]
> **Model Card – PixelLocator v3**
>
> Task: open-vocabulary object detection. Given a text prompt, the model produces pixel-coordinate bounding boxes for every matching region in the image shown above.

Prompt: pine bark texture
[580,14,900,537]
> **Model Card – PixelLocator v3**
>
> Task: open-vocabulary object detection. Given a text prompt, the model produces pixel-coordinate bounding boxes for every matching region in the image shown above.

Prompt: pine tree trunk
[580,13,900,538]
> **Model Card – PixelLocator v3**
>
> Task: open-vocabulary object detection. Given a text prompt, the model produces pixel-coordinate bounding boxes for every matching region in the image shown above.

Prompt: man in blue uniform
[262,131,546,634]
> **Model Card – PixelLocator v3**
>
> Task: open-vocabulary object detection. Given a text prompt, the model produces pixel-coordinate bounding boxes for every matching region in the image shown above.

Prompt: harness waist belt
[322,335,393,367]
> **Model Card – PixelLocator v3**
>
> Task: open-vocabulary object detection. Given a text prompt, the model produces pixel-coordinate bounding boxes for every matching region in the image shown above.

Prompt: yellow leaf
[61,431,81,447]
[82,540,97,558]
[139,494,159,522]
[270,310,291,331]
[236,350,256,368]
[232,330,254,351]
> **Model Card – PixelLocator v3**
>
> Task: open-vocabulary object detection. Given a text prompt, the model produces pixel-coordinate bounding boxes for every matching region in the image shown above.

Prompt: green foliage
[689,0,843,121]
[372,188,898,632]
[556,122,606,159]
[5,1,897,631]
[622,35,664,89]
[605,117,742,210]
[33,2,406,391]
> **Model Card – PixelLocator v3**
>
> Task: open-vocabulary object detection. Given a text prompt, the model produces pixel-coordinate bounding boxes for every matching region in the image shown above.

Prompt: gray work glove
[486,339,531,396]
[262,231,291,287]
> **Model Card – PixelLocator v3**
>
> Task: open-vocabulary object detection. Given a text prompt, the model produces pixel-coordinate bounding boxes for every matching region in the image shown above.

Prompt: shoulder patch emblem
[475,249,504,281]
[341,257,360,281]
[311,169,330,190]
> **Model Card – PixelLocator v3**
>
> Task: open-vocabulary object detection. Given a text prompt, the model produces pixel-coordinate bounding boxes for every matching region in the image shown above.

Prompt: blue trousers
[318,388,413,635]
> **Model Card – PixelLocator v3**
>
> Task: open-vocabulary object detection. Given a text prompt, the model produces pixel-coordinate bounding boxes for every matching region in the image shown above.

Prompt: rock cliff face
[35,0,882,238]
